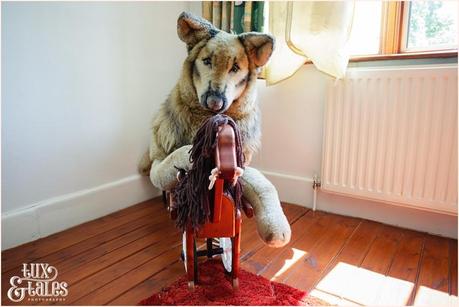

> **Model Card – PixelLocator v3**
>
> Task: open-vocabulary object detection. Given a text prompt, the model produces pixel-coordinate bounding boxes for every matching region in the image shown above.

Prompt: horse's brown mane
[173,114,244,231]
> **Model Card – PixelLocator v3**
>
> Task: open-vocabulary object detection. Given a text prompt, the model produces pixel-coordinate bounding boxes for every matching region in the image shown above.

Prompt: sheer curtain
[265,1,355,85]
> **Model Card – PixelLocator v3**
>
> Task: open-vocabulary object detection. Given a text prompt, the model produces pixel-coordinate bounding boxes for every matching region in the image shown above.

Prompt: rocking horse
[166,114,253,290]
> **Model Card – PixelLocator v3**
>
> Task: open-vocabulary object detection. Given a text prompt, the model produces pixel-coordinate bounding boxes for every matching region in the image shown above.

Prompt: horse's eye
[230,63,240,73]
[203,58,212,66]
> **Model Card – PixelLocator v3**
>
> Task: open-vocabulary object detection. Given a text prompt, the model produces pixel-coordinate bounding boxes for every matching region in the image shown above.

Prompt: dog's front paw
[256,210,291,248]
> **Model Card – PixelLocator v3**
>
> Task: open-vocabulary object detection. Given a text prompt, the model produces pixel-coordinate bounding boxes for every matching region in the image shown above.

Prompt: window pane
[347,1,383,56]
[406,0,458,51]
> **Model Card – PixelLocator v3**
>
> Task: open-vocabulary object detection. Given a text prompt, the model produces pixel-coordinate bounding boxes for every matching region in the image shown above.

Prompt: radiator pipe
[312,174,321,211]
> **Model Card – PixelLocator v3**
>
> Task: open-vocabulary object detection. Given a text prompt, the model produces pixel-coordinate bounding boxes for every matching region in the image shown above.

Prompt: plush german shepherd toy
[139,12,291,247]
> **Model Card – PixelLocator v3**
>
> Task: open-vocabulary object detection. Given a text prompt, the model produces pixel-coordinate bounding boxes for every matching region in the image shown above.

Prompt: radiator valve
[312,174,321,190]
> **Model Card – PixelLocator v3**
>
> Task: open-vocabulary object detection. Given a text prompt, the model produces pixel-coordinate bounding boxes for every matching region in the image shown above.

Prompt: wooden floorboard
[309,220,383,305]
[412,235,452,306]
[1,210,168,291]
[352,225,405,305]
[239,203,307,260]
[108,261,184,305]
[281,215,360,292]
[1,197,457,306]
[450,239,458,296]
[256,211,337,282]
[374,230,425,305]
[1,200,160,273]
[242,210,318,275]
[48,227,181,304]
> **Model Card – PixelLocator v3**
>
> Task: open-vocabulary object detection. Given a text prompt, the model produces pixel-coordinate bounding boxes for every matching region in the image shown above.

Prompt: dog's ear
[177,12,218,49]
[239,33,275,67]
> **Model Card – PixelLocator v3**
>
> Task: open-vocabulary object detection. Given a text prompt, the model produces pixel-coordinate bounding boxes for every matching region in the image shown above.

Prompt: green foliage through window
[407,0,457,50]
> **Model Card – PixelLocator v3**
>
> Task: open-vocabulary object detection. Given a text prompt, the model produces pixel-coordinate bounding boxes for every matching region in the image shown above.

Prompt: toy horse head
[174,114,245,231]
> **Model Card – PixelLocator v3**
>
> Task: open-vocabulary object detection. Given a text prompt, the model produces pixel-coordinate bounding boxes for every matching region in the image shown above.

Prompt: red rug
[139,259,327,306]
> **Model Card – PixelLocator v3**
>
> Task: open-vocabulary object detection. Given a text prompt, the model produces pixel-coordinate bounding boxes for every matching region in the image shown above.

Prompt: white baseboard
[1,175,160,250]
[260,170,458,239]
[261,170,314,206]
[3,169,456,250]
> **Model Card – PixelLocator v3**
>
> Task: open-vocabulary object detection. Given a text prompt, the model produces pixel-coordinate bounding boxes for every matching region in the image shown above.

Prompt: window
[347,1,383,56]
[347,0,457,59]
[403,0,458,51]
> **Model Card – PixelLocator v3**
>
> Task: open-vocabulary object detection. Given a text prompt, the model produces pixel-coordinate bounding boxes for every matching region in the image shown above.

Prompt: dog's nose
[206,95,224,111]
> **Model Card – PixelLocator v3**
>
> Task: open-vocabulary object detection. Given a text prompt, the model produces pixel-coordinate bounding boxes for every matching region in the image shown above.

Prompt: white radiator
[322,65,458,215]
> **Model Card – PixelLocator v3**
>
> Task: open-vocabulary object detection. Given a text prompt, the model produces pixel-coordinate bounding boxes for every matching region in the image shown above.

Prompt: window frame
[350,0,457,62]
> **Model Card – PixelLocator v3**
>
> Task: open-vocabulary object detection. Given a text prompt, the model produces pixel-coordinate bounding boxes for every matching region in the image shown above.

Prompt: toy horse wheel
[219,237,232,273]
[181,232,198,284]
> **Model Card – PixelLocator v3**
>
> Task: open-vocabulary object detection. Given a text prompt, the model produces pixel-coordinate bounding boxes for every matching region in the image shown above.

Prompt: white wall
[2,2,191,249]
[253,68,328,177]
[252,65,458,238]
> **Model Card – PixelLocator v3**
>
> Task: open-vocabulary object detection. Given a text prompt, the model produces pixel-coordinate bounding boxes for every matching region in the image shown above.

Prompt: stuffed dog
[139,12,291,247]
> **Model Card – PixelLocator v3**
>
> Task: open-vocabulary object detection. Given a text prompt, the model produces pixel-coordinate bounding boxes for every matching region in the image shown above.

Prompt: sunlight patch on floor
[270,248,306,282]
[309,289,362,306]
[310,262,458,306]
[311,262,410,305]
[413,286,458,306]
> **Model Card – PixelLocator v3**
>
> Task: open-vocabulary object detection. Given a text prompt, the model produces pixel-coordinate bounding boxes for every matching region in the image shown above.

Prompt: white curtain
[265,1,355,85]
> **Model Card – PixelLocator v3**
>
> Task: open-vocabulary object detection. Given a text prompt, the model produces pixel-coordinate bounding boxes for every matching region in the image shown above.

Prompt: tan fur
[141,13,274,173]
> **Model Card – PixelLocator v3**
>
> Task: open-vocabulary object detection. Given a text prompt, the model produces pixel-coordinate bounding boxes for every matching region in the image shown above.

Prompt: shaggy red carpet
[139,259,327,306]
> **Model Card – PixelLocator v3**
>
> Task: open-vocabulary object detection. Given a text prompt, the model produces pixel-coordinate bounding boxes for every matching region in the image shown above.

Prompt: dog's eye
[203,57,212,66]
[230,63,240,73]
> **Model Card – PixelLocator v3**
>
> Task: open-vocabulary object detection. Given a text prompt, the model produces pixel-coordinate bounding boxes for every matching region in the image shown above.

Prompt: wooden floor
[1,197,457,306]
